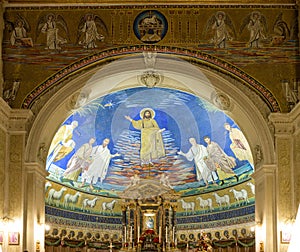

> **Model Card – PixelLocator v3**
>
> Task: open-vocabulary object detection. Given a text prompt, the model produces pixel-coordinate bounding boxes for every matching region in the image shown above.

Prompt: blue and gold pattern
[133,10,168,44]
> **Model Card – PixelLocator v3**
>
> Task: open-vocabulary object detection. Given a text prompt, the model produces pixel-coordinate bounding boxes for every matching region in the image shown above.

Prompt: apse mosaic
[46,87,254,198]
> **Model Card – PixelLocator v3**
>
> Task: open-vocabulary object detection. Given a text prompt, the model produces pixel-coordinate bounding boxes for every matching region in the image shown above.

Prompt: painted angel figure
[240,11,268,48]
[36,13,69,50]
[271,13,290,46]
[5,14,33,47]
[204,11,236,48]
[77,13,107,49]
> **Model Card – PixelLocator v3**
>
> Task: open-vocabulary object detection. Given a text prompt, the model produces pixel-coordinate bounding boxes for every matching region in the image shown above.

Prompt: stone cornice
[0,97,12,130]
[0,97,33,132]
[252,164,276,183]
[8,108,33,133]
[268,103,300,135]
[25,162,49,179]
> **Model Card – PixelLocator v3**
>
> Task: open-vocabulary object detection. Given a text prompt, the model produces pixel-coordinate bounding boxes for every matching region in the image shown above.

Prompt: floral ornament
[139,229,159,244]
[196,233,212,252]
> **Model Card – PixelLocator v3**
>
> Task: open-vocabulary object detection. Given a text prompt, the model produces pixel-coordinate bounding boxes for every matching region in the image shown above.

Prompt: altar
[118,177,180,251]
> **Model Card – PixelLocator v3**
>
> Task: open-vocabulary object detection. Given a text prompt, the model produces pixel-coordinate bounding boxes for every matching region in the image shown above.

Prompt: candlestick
[172,226,175,242]
[159,226,161,243]
[285,82,289,97]
[166,226,168,243]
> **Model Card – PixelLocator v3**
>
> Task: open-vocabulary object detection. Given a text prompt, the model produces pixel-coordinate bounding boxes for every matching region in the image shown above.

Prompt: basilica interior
[0,0,299,252]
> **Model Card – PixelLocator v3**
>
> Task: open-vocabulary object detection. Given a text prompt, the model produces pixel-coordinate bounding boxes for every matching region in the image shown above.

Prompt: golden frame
[280,230,291,244]
[8,232,19,245]
[143,211,156,230]
[0,231,3,244]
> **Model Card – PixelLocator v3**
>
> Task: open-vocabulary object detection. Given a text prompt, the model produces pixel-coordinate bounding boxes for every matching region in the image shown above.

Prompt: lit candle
[173,226,175,242]
[124,226,127,243]
[294,80,298,91]
[166,226,168,243]
[285,82,289,97]
[159,226,161,243]
[138,226,140,241]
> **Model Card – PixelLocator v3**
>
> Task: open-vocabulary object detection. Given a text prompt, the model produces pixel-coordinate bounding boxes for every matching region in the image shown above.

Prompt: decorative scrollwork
[138,70,162,88]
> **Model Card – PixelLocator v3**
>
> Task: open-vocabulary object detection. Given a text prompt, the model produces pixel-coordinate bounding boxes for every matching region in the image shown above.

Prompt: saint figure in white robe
[81,138,120,189]
[178,138,217,186]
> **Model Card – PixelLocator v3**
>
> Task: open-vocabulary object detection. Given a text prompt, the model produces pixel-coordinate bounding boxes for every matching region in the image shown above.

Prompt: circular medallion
[180,234,186,241]
[189,233,194,240]
[133,10,168,44]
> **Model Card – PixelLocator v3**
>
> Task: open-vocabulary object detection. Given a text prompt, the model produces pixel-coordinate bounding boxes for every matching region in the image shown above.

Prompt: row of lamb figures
[45,181,255,215]
[45,181,116,213]
[5,11,297,49]
[179,181,255,215]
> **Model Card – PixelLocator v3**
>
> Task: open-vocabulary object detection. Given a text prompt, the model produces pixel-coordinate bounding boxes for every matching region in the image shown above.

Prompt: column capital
[0,98,10,129]
[9,109,33,133]
[252,164,276,182]
[269,103,300,136]
[24,162,49,179]
[0,99,33,132]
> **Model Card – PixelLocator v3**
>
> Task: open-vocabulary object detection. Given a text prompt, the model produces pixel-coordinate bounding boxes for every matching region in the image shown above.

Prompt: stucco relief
[211,91,232,111]
[8,135,23,217]
[37,142,48,164]
[67,90,90,111]
[0,129,5,212]
[277,138,292,219]
[254,145,263,167]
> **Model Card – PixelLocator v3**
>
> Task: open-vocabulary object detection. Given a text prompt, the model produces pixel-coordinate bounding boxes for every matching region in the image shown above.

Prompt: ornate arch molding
[22,45,280,112]
[24,45,276,166]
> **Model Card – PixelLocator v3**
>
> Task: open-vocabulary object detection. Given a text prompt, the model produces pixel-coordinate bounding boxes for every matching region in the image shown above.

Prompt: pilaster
[24,162,49,252]
[252,164,277,252]
[269,103,300,252]
[0,1,4,96]
[0,98,33,251]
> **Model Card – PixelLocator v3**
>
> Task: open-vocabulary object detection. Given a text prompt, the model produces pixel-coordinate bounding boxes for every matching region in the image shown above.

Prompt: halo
[46,13,55,20]
[15,19,25,26]
[215,11,225,19]
[251,11,261,19]
[84,13,94,20]
[140,108,155,119]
